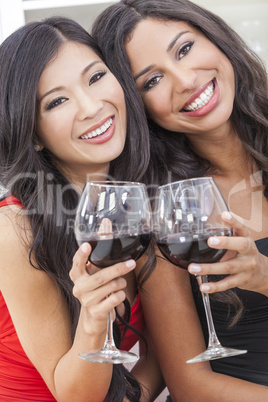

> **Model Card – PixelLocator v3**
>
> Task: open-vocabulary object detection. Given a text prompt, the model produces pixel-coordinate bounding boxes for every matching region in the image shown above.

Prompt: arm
[136,252,268,402]
[0,208,135,402]
[188,212,268,296]
[131,327,165,401]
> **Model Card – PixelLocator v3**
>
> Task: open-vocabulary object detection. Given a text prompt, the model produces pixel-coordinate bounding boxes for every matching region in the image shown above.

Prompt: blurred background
[0,0,267,67]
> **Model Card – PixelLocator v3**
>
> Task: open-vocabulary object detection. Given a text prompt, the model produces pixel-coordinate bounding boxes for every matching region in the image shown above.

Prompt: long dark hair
[0,16,151,401]
[92,0,268,323]
[92,0,268,189]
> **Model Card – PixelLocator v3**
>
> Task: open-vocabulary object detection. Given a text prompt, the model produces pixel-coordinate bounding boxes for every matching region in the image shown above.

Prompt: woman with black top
[92,0,268,400]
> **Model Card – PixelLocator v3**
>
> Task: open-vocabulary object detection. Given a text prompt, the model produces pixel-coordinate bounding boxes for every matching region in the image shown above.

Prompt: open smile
[181,80,215,113]
[79,117,113,139]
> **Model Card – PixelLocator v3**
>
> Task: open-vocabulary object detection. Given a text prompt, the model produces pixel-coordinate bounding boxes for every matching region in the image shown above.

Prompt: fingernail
[209,237,220,246]
[81,243,89,253]
[223,211,232,220]
[189,264,201,273]
[125,260,136,269]
[200,284,210,292]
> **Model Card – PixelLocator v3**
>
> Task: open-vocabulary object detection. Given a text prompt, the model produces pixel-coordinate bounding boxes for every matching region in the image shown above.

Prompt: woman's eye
[45,97,67,111]
[89,71,107,86]
[178,41,194,59]
[143,76,162,92]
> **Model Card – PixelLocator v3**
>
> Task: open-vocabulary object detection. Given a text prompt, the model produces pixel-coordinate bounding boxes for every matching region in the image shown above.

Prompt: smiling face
[36,41,127,186]
[125,19,235,137]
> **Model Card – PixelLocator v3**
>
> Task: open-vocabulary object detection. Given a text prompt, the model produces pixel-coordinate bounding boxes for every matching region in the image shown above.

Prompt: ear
[33,135,44,152]
[34,144,43,152]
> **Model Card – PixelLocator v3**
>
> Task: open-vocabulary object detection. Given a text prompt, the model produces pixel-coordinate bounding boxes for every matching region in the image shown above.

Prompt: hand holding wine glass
[74,181,152,364]
[153,177,247,363]
[189,211,268,297]
[70,241,136,338]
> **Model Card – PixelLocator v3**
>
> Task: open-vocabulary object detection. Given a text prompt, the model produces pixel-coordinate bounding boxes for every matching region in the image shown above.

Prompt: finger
[85,290,126,324]
[72,259,135,300]
[198,273,244,294]
[86,262,100,276]
[207,235,252,254]
[74,275,128,306]
[90,259,136,290]
[221,211,251,237]
[188,258,240,277]
[70,243,91,282]
[94,289,126,314]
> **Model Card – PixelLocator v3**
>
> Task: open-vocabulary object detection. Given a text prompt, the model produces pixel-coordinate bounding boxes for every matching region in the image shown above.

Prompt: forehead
[38,42,101,92]
[127,19,195,50]
[45,41,100,71]
[125,19,198,73]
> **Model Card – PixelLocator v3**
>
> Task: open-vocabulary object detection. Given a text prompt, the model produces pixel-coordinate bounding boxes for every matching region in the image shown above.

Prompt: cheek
[144,94,169,122]
[226,65,235,91]
[106,77,125,101]
[36,116,69,147]
[109,85,127,126]
[112,86,126,107]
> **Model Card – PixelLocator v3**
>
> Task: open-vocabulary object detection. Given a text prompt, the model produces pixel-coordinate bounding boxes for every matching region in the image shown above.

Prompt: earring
[34,144,41,152]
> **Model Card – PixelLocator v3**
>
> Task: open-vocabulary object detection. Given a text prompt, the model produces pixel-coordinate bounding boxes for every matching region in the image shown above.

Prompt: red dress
[0,195,144,400]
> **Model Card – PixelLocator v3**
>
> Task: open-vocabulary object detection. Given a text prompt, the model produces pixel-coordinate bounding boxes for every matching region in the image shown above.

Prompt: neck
[187,126,250,179]
[58,163,110,194]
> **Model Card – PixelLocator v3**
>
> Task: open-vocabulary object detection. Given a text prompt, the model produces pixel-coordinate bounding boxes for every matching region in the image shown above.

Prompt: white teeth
[80,117,113,139]
[184,83,214,112]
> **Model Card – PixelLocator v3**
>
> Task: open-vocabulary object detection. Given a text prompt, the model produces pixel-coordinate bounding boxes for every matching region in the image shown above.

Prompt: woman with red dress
[0,17,163,401]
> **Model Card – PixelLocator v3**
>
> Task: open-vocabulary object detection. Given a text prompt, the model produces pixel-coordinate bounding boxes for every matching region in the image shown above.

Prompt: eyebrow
[134,30,189,81]
[167,31,189,52]
[39,60,103,102]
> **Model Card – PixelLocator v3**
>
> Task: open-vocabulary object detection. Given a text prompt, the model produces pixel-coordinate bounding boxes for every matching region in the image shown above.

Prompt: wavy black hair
[92,0,268,323]
[0,16,152,401]
[93,0,267,190]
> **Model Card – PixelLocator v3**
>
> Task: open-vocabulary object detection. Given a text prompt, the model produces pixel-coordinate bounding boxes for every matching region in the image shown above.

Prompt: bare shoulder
[0,205,72,393]
[0,205,33,277]
[0,204,61,296]
[0,205,61,307]
[0,203,31,237]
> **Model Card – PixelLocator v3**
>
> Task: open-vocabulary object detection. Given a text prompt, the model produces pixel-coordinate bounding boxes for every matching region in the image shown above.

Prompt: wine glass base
[79,348,139,364]
[186,347,247,364]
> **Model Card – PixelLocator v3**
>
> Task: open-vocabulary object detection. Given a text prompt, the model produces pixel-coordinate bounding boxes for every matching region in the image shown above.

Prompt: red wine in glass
[78,232,151,268]
[75,181,152,364]
[157,228,232,269]
[154,177,247,363]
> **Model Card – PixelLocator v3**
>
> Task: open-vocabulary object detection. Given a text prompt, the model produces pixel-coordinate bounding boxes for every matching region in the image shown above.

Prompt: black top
[192,238,268,385]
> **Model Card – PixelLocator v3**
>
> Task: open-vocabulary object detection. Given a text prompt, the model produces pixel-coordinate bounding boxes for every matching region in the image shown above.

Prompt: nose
[75,89,104,121]
[171,66,197,94]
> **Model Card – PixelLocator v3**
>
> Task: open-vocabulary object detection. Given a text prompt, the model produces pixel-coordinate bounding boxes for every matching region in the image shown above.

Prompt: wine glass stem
[197,275,222,349]
[103,311,116,351]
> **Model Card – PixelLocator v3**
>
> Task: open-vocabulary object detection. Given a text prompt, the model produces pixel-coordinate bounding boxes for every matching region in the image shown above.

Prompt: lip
[79,115,113,138]
[180,78,219,117]
[79,116,115,145]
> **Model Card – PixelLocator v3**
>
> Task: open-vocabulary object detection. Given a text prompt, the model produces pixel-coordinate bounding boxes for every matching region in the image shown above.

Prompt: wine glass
[75,181,152,364]
[153,177,247,363]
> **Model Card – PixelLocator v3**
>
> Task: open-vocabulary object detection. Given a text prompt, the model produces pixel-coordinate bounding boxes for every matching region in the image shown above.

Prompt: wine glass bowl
[75,181,152,364]
[153,177,247,363]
